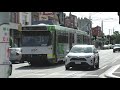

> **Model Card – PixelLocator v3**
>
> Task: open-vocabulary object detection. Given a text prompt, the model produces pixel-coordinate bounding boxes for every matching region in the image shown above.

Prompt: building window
[10,12,19,23]
[32,12,39,22]
[22,14,28,25]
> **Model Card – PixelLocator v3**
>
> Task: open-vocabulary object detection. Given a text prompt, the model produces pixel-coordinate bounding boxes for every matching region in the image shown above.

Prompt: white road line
[16,69,66,78]
[65,73,89,78]
[15,74,47,78]
[101,65,108,69]
[112,72,120,74]
[112,59,118,64]
[15,74,37,78]
[85,75,98,77]
[99,64,120,78]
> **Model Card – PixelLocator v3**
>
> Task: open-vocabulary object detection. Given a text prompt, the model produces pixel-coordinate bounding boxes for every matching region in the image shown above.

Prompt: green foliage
[111,31,120,44]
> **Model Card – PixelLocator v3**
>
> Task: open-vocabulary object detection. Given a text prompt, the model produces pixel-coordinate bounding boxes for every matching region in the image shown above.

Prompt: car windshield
[70,47,93,53]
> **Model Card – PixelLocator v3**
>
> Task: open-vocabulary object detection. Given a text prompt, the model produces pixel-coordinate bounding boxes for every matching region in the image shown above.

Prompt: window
[22,26,47,31]
[72,33,74,43]
[77,35,81,43]
[22,31,52,46]
[22,14,27,25]
[70,47,93,53]
[57,31,68,43]
[10,12,19,23]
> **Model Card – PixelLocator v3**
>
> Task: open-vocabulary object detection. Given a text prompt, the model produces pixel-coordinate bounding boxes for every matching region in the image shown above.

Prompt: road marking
[113,72,120,74]
[15,74,47,78]
[112,59,118,64]
[84,75,98,77]
[99,64,120,78]
[101,65,108,69]
[65,73,89,78]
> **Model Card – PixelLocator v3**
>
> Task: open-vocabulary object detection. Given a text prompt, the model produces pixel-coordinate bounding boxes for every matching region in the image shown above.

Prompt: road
[9,49,120,78]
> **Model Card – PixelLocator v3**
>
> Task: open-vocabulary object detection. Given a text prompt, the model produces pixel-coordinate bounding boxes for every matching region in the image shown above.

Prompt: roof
[73,45,95,48]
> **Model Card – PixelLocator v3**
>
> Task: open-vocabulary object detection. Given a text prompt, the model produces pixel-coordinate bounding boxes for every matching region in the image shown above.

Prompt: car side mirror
[66,50,69,53]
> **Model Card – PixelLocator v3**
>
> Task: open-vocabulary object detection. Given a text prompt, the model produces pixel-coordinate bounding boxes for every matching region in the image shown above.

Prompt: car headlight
[66,55,72,58]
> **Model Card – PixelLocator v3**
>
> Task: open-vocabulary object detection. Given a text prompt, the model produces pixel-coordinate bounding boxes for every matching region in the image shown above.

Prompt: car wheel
[65,65,69,70]
[96,57,99,69]
[113,50,115,53]
[91,59,96,70]
[8,64,12,76]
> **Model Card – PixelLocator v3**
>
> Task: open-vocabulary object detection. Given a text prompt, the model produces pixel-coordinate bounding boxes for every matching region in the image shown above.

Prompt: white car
[9,48,23,63]
[103,45,110,49]
[65,45,99,70]
[113,44,120,53]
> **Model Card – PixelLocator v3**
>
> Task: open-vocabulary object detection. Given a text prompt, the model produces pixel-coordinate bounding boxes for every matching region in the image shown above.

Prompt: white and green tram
[21,24,90,65]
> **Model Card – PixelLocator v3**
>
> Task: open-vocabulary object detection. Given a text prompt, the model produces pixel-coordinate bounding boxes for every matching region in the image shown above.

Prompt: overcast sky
[64,12,120,35]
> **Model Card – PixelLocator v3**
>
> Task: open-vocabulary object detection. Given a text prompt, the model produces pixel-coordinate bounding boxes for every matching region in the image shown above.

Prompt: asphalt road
[9,49,120,78]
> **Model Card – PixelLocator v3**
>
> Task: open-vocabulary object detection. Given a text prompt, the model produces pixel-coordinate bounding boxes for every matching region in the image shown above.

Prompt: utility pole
[113,28,114,34]
[101,20,104,46]
[89,14,92,45]
[109,29,110,35]
[101,20,103,35]
[88,12,101,45]
[109,29,110,44]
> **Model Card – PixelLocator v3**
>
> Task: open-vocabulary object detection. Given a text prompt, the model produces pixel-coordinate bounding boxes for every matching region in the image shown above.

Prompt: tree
[112,31,120,44]
[113,31,119,35]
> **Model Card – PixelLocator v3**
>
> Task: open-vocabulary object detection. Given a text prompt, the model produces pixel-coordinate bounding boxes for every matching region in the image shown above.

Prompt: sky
[64,12,120,35]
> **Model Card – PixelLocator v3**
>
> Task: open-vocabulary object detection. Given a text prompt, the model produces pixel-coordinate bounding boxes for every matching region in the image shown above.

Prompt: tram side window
[58,32,68,43]
[72,33,74,43]
[77,35,81,44]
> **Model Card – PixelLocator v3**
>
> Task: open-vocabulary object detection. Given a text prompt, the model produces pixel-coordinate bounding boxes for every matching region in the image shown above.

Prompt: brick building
[92,26,102,37]
[65,12,77,29]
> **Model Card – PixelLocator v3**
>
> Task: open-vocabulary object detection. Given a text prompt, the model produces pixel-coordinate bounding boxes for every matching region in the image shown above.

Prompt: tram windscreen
[22,31,52,46]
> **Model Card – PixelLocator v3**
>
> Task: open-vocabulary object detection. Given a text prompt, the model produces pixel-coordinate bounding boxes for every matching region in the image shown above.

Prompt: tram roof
[22,24,89,36]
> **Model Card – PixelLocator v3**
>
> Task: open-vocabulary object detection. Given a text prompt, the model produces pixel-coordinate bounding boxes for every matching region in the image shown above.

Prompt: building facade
[65,13,77,29]
[57,12,66,26]
[77,17,92,35]
[31,12,39,23]
[32,12,60,25]
[19,12,31,25]
[9,12,32,47]
[65,16,71,28]
[92,26,102,37]
[9,12,20,47]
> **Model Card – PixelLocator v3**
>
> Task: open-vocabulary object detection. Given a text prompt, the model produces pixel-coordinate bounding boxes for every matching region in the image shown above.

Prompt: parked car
[113,44,120,53]
[9,47,23,63]
[65,45,99,70]
[103,45,110,49]
[108,44,114,49]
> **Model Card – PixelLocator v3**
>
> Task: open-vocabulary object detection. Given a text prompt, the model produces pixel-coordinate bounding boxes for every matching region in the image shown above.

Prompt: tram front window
[22,31,52,46]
